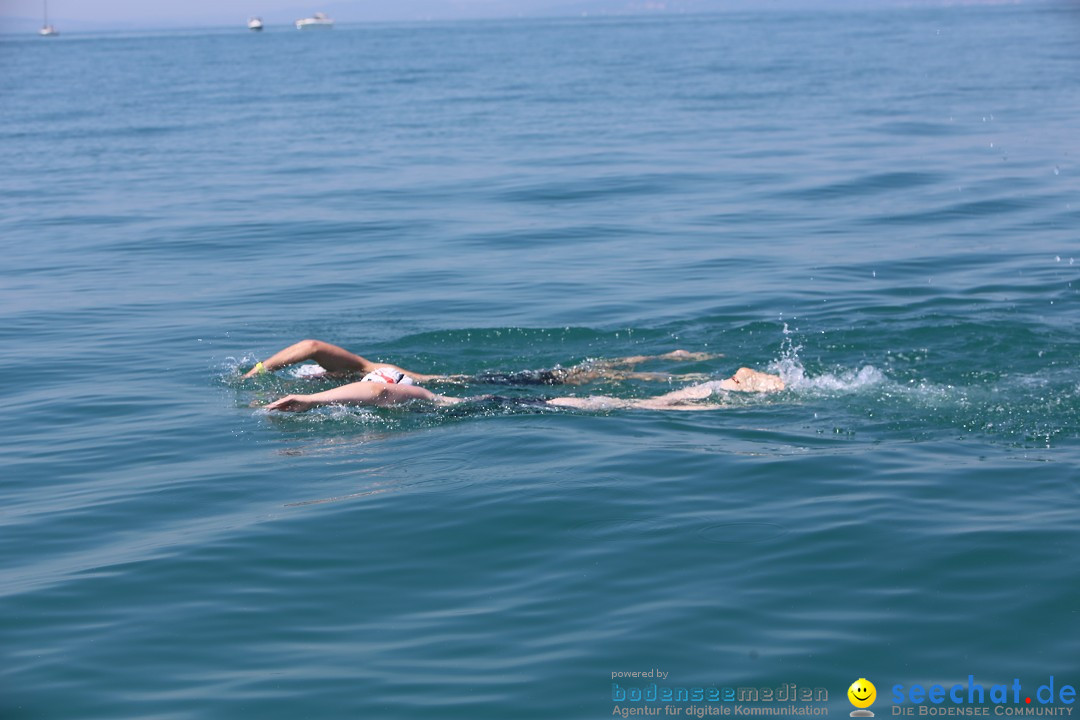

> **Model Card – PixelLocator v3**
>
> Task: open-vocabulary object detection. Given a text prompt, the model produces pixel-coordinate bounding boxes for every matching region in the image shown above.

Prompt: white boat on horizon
[248,17,264,31]
[39,0,58,36]
[295,12,333,30]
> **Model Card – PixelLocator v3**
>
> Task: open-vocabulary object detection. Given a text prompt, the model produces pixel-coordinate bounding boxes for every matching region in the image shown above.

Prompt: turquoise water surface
[2,5,1079,719]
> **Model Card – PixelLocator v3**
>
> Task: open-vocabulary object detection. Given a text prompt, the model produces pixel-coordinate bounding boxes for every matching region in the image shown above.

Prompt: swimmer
[243,338,718,384]
[263,367,784,413]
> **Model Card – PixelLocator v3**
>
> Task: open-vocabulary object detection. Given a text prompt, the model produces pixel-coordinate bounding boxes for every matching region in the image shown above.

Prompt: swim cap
[361,368,415,385]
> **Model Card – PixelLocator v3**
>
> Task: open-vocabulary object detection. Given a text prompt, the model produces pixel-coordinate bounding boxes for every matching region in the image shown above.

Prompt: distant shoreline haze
[0,0,1052,34]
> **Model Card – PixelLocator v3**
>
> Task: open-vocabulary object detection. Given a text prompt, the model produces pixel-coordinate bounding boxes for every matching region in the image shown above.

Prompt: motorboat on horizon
[295,12,333,30]
[248,17,264,31]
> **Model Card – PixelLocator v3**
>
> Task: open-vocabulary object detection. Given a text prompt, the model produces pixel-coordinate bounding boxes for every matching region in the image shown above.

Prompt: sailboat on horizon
[39,0,59,36]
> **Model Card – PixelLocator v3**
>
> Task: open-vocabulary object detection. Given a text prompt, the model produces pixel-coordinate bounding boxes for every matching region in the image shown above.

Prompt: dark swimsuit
[474,368,570,386]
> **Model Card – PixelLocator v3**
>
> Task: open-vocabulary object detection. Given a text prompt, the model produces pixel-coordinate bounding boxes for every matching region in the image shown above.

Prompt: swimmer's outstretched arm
[244,339,442,382]
[547,368,784,411]
[546,390,722,412]
[547,397,727,411]
[265,381,460,412]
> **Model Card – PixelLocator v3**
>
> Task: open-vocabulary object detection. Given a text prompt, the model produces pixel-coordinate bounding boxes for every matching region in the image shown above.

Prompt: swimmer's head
[361,368,415,385]
[721,367,785,393]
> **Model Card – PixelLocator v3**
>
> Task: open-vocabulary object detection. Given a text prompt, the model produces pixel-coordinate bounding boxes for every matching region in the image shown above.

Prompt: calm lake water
[2,4,1079,718]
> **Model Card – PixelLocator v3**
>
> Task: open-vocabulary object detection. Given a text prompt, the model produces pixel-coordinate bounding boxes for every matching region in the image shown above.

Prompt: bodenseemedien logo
[849,678,877,717]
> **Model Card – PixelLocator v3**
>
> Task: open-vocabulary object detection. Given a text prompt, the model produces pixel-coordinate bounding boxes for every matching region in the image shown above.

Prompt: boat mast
[43,0,48,27]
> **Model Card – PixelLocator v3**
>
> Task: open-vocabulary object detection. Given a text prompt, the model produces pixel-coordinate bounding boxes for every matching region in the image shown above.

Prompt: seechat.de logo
[849,678,877,717]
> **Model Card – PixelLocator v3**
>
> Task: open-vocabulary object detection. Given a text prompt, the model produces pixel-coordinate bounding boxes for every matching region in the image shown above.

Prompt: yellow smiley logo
[848,678,877,709]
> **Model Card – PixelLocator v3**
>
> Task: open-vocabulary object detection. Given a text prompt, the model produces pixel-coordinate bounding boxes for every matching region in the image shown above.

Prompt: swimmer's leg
[612,371,712,382]
[555,351,722,384]
[555,368,714,385]
[244,339,370,378]
[601,350,722,368]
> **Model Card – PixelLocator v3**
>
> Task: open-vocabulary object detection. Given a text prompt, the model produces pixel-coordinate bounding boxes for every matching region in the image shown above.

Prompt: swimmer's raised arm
[244,339,364,378]
[265,381,460,412]
[244,339,443,381]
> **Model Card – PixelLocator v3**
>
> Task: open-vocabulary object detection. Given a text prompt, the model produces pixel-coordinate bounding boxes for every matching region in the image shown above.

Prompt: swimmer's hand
[265,394,316,412]
[242,363,267,379]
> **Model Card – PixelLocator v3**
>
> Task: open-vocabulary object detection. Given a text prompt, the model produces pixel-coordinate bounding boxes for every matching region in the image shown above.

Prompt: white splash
[771,327,886,393]
[290,363,327,378]
[774,359,887,393]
